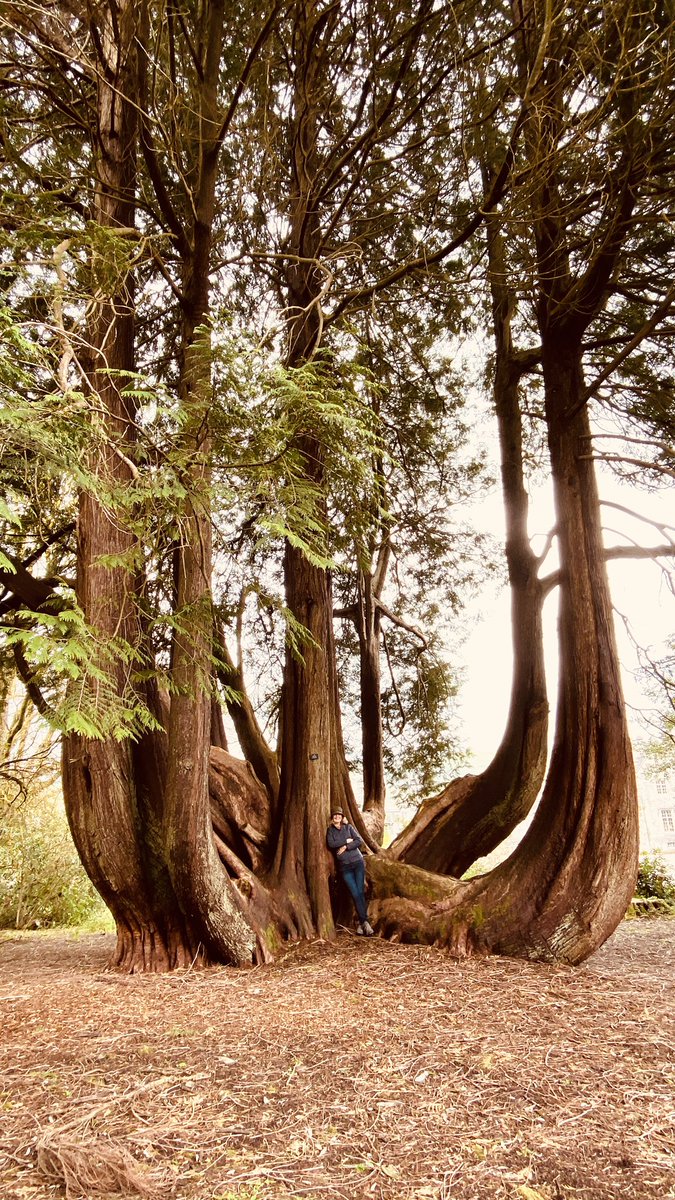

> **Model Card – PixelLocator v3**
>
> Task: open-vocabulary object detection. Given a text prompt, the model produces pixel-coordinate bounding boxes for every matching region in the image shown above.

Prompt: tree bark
[357,566,387,843]
[371,385,638,961]
[159,0,257,967]
[372,4,641,955]
[274,535,335,938]
[271,0,363,937]
[62,0,199,972]
[63,0,263,970]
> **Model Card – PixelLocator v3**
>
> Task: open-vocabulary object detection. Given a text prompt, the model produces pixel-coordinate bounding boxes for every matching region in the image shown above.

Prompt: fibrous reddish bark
[370,382,638,963]
[63,0,258,971]
[62,0,201,973]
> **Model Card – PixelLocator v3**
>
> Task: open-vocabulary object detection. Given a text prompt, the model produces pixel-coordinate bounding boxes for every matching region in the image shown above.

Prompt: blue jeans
[340,859,368,925]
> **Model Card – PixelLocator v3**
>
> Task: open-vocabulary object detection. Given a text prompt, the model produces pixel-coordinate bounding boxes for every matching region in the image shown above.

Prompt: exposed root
[371,894,488,957]
[36,1133,162,1198]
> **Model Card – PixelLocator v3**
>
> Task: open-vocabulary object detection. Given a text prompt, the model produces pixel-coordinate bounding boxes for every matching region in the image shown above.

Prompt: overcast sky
[458,470,674,767]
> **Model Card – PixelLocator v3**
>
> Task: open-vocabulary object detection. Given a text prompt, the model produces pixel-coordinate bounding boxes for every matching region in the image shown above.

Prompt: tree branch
[376,599,428,648]
[12,644,52,719]
[580,453,675,481]
[214,2,285,149]
[540,541,675,598]
[571,284,675,416]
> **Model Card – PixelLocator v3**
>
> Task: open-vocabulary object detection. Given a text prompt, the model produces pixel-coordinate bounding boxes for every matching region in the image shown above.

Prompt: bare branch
[600,500,675,540]
[376,599,428,648]
[581,453,675,481]
[573,283,675,415]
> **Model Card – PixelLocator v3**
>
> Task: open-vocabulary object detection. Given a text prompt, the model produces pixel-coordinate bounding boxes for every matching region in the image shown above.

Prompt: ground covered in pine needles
[0,919,673,1200]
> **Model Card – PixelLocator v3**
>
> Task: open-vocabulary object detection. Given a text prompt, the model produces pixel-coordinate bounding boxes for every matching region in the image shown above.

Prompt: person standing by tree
[326,809,374,936]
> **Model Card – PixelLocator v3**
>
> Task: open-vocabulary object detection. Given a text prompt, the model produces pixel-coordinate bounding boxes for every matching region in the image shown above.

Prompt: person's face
[331,813,343,826]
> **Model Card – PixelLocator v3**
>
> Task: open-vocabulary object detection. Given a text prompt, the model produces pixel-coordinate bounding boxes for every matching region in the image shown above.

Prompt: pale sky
[458,471,674,767]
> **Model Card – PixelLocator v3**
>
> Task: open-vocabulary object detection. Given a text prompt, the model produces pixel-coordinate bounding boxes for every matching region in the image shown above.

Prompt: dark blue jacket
[326,822,365,869]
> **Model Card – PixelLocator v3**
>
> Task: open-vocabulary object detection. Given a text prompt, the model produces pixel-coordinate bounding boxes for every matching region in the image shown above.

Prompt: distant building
[636,762,675,870]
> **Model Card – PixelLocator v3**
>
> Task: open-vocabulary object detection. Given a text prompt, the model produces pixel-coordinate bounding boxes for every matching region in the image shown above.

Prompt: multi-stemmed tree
[2,0,674,969]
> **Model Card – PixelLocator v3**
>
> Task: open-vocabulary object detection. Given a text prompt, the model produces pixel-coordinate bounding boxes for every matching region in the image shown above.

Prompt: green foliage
[209,336,385,570]
[635,851,675,902]
[0,780,108,930]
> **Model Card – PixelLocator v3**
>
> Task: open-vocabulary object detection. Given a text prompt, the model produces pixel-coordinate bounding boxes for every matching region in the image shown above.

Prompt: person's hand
[337,845,346,855]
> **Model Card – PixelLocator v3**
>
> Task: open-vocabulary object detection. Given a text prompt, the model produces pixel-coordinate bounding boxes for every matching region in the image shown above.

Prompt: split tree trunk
[64,0,262,969]
[357,566,387,843]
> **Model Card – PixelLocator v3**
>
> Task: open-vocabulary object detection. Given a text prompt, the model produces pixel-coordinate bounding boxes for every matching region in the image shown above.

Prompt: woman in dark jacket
[326,808,374,936]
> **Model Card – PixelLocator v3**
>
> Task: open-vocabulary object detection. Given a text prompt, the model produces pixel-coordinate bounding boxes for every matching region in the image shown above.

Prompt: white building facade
[636,765,675,872]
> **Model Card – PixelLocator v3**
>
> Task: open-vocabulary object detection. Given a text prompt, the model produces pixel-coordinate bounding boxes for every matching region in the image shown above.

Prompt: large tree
[2,0,674,970]
[370,0,675,958]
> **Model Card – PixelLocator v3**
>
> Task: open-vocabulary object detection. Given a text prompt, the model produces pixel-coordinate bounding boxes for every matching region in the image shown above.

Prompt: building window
[661,808,675,833]
[655,777,668,796]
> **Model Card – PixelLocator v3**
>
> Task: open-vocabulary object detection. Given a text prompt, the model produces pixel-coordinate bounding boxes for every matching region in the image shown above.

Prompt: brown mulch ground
[0,920,674,1200]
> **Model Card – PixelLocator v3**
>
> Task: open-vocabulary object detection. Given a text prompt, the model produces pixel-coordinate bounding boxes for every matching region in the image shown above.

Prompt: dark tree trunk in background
[357,566,387,843]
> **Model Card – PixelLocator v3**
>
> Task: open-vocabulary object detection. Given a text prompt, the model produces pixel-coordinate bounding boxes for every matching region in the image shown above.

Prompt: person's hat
[331,807,343,816]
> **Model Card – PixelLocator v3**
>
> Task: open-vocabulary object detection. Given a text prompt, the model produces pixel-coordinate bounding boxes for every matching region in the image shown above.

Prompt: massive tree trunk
[271,0,373,937]
[62,0,198,972]
[371,363,638,962]
[63,0,260,970]
[158,0,258,967]
[273,535,335,938]
[372,3,640,957]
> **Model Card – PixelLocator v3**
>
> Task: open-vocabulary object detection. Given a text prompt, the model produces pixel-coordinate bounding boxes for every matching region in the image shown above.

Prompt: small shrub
[0,783,108,930]
[635,851,675,901]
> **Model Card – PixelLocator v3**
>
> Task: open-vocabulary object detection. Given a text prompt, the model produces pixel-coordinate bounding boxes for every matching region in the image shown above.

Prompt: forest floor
[0,919,673,1200]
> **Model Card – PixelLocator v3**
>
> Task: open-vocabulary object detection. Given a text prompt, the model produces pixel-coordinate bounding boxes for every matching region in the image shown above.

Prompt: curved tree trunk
[389,201,548,876]
[373,0,641,956]
[371,345,638,960]
[214,629,280,807]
